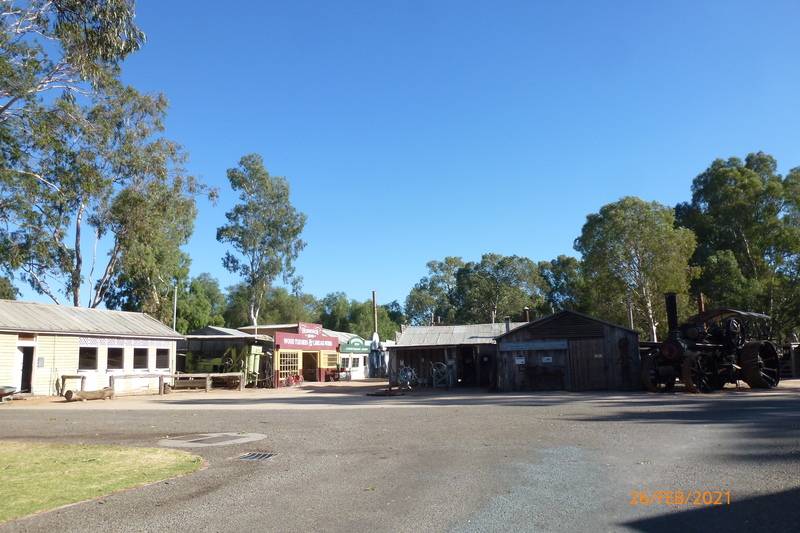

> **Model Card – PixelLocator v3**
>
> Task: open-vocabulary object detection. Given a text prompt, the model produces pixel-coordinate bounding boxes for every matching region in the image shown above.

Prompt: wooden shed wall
[0,333,17,389]
[497,313,640,392]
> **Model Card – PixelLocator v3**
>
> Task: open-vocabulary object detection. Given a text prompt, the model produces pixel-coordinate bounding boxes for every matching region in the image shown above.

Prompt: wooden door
[568,338,607,390]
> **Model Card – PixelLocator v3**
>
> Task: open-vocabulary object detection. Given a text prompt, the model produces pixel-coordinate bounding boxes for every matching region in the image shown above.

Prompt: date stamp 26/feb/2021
[630,491,731,506]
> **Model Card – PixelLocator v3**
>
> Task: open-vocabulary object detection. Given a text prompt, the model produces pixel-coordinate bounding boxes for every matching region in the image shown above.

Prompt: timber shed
[0,299,182,397]
[495,311,640,392]
[391,322,525,388]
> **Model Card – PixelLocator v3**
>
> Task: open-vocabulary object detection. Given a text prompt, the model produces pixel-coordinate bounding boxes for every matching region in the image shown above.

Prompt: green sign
[341,337,370,353]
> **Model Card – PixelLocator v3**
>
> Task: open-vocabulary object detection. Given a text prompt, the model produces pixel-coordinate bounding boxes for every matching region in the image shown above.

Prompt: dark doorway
[457,347,476,386]
[20,347,34,393]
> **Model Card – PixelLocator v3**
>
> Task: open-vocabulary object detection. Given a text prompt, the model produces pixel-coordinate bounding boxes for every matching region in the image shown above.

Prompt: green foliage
[176,273,226,334]
[1,2,214,320]
[1,80,213,313]
[575,196,697,341]
[453,253,548,324]
[538,255,585,312]
[317,292,403,340]
[676,152,800,338]
[404,257,463,325]
[0,1,145,118]
[223,282,319,329]
[0,276,18,299]
[216,154,307,326]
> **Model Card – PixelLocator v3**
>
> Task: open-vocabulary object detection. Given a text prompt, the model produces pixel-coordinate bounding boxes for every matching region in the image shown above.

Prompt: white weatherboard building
[0,300,182,396]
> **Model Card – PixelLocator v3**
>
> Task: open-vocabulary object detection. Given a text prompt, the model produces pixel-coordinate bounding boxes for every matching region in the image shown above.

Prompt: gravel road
[2,380,799,532]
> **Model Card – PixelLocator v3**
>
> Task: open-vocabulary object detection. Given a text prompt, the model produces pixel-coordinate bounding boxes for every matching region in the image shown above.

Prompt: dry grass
[0,442,203,523]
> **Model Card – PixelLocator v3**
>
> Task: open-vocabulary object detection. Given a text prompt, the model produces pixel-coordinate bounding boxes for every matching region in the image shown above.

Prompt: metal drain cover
[235,452,276,461]
[159,432,267,448]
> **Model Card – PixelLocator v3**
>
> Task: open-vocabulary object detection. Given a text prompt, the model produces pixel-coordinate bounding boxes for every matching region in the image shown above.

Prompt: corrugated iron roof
[321,328,363,344]
[0,300,182,339]
[395,323,526,347]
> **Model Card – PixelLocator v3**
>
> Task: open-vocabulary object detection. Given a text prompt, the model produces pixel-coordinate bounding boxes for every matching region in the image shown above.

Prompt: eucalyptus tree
[404,256,463,325]
[676,152,800,337]
[174,273,226,334]
[453,253,548,324]
[317,291,402,340]
[575,196,696,341]
[223,282,319,329]
[1,0,145,181]
[538,255,585,313]
[1,1,210,314]
[1,81,213,309]
[1,0,145,119]
[216,154,307,327]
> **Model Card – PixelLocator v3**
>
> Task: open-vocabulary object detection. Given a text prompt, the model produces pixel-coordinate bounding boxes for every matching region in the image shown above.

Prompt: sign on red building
[275,323,339,350]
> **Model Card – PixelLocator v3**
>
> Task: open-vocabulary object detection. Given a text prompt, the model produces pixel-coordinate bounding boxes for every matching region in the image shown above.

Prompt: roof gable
[497,310,639,340]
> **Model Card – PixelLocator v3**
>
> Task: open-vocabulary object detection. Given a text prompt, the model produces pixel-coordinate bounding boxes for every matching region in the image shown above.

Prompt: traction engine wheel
[682,353,716,394]
[725,317,746,348]
[739,341,781,389]
[641,353,675,393]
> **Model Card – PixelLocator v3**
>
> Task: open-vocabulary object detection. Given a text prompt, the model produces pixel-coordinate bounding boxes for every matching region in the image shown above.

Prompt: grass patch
[0,442,203,523]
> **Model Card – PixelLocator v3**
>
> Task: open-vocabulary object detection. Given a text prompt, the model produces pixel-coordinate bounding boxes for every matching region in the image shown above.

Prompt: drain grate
[235,452,277,461]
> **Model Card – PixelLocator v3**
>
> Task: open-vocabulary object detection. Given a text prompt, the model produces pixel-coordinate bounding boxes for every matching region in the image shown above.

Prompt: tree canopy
[676,152,800,338]
[575,196,697,341]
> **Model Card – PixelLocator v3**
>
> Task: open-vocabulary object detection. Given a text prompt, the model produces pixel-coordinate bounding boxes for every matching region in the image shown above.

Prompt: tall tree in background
[223,282,319,328]
[1,0,212,315]
[404,256,463,325]
[1,0,145,205]
[538,255,585,313]
[676,152,800,337]
[174,273,226,334]
[575,196,696,341]
[217,154,307,327]
[318,291,402,340]
[453,253,547,324]
[1,81,212,308]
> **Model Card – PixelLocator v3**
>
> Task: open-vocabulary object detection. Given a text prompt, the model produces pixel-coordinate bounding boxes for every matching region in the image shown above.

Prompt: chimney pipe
[504,316,511,332]
[524,307,530,322]
[665,292,679,333]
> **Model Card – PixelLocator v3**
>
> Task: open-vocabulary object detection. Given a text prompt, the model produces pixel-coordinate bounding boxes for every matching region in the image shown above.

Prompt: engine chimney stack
[665,292,679,333]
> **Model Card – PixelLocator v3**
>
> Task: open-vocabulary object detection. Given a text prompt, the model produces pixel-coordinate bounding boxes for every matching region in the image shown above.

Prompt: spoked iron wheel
[641,353,675,393]
[682,353,716,393]
[725,317,746,348]
[739,341,781,389]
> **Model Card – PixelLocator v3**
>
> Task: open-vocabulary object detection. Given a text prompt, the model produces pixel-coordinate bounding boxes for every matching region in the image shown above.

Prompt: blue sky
[101,0,800,308]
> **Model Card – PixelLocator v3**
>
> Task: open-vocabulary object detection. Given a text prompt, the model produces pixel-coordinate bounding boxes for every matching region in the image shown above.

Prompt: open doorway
[302,352,318,382]
[20,346,34,393]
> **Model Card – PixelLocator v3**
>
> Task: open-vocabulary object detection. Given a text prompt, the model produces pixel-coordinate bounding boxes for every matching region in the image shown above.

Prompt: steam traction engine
[641,293,781,393]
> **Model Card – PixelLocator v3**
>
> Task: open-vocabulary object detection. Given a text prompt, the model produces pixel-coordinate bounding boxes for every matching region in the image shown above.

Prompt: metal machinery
[641,293,781,393]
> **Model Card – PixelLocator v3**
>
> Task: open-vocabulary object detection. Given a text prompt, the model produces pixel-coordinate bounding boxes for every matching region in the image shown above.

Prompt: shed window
[352,357,360,368]
[107,348,124,370]
[79,347,98,370]
[326,353,338,367]
[133,348,148,369]
[156,349,169,369]
[341,357,350,368]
